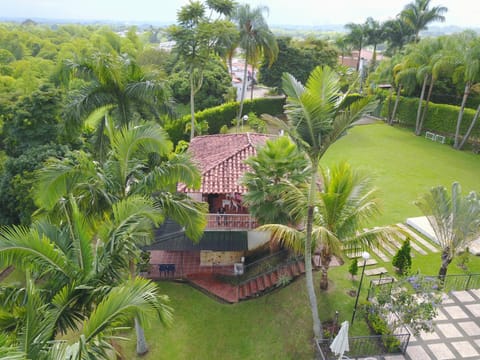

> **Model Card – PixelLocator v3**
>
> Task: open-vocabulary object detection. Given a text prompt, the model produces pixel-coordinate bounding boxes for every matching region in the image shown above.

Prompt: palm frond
[257,224,304,254]
[82,278,172,342]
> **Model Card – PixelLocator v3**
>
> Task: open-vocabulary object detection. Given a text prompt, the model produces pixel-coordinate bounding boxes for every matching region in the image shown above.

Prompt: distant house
[339,49,385,70]
[146,133,272,279]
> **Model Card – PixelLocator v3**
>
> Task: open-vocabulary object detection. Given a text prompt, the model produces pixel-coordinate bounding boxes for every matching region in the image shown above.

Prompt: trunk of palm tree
[250,65,255,101]
[305,164,322,339]
[458,104,480,150]
[135,317,149,355]
[356,43,362,72]
[415,74,428,135]
[369,43,377,73]
[417,77,435,136]
[454,82,472,149]
[130,260,149,355]
[386,87,393,124]
[237,55,249,124]
[438,249,452,282]
[190,71,195,141]
[319,251,332,291]
[391,84,402,125]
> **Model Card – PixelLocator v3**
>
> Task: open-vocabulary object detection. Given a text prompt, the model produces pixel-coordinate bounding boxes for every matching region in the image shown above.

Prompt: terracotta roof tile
[178,133,271,194]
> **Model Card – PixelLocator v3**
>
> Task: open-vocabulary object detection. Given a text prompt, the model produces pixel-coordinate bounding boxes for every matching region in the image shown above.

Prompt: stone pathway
[357,289,480,360]
[396,223,439,253]
[365,267,388,276]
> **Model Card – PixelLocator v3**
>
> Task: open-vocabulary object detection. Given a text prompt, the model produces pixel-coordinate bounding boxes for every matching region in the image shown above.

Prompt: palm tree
[415,182,480,280]
[345,22,365,71]
[242,136,310,226]
[64,53,172,156]
[0,273,172,359]
[0,197,172,358]
[34,123,207,354]
[453,35,480,149]
[363,17,384,71]
[168,0,236,140]
[233,4,278,122]
[262,66,376,339]
[261,163,395,291]
[401,0,448,43]
[383,17,415,55]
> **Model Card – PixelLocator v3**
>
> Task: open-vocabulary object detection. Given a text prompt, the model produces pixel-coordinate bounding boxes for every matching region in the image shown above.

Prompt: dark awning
[145,219,248,251]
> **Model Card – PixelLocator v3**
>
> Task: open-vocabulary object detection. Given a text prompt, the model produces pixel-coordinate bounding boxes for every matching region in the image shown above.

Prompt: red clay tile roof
[178,133,271,194]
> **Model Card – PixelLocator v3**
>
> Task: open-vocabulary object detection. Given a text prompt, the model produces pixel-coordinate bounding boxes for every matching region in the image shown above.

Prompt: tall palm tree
[261,163,395,290]
[453,35,480,149]
[363,17,384,71]
[263,66,376,339]
[345,22,365,71]
[233,4,278,122]
[168,0,236,140]
[34,123,207,354]
[383,17,415,55]
[415,182,480,280]
[401,0,448,43]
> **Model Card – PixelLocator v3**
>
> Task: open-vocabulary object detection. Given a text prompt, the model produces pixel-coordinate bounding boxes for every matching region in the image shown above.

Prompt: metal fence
[441,273,480,292]
[367,273,480,299]
[316,332,410,360]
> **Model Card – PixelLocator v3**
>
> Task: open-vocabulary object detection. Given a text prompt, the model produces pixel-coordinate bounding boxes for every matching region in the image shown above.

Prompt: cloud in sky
[2,0,478,28]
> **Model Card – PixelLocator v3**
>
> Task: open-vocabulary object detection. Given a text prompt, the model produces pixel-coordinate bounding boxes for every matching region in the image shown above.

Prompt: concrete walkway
[362,289,480,360]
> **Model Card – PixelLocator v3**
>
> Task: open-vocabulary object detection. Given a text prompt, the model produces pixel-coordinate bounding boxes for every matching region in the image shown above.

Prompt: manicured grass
[121,268,370,360]
[321,123,480,226]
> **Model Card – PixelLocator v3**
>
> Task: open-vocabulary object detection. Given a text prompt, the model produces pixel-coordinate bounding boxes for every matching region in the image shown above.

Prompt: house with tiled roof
[145,133,288,299]
[178,132,270,213]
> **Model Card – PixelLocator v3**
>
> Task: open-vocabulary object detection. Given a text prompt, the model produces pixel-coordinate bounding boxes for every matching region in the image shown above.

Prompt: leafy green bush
[366,310,401,352]
[392,239,412,275]
[381,95,480,140]
[348,258,358,278]
[165,97,286,144]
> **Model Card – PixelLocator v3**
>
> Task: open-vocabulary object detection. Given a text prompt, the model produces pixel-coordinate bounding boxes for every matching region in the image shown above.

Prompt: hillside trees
[168,0,237,140]
[259,37,338,89]
[233,4,278,122]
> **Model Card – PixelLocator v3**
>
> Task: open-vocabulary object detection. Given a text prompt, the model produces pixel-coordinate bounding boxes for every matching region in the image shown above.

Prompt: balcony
[206,214,258,231]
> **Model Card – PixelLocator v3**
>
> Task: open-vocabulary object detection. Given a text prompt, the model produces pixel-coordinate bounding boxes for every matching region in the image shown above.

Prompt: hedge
[164,93,370,145]
[164,97,286,144]
[381,95,480,141]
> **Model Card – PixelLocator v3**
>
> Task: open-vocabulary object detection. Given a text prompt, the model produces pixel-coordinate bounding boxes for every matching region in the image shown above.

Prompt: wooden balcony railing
[206,214,258,230]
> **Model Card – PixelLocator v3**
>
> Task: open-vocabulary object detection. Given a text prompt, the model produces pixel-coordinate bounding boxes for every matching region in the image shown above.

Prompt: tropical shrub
[348,258,359,278]
[392,239,412,275]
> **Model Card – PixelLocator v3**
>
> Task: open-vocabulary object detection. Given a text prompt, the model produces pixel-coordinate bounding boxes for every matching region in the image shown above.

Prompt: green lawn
[321,122,480,225]
[121,268,369,360]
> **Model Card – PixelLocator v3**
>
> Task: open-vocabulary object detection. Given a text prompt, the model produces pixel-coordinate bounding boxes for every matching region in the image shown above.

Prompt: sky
[1,0,479,28]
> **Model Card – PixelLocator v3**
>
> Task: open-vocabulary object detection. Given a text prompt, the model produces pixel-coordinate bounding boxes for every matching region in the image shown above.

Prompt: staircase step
[256,277,265,291]
[298,261,305,273]
[263,274,272,288]
[270,271,278,286]
[290,263,300,276]
[250,279,258,294]
[239,284,248,299]
[239,284,246,299]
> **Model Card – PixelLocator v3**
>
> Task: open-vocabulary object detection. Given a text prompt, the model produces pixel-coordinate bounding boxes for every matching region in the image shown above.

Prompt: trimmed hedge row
[164,97,286,144]
[381,95,480,140]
